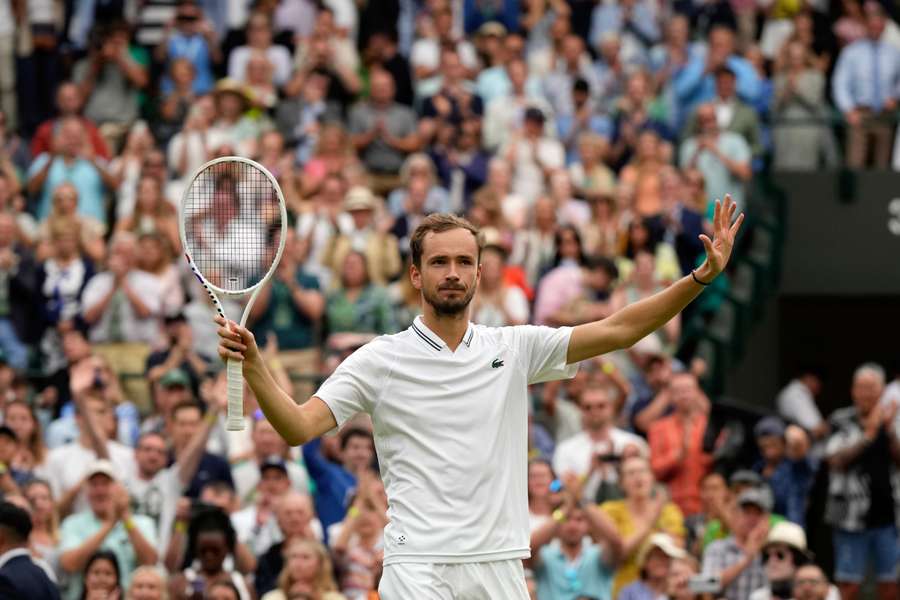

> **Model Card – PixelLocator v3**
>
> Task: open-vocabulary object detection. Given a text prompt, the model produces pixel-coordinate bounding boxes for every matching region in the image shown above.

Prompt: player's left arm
[567,196,744,364]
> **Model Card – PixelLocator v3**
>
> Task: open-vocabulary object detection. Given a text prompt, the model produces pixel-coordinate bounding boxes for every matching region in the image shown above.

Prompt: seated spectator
[261,537,346,600]
[752,417,815,526]
[611,251,680,347]
[167,506,252,600]
[244,51,279,111]
[687,471,733,555]
[601,455,685,597]
[30,82,110,161]
[155,58,198,147]
[431,119,490,214]
[298,123,358,199]
[679,103,752,216]
[501,107,565,204]
[410,5,478,85]
[534,251,618,327]
[80,549,122,600]
[589,0,659,66]
[228,12,292,89]
[618,533,688,600]
[472,158,527,230]
[331,471,387,598]
[527,459,556,534]
[825,363,899,600]
[510,197,558,288]
[302,427,375,533]
[529,489,620,600]
[115,175,180,255]
[793,564,838,600]
[362,29,414,108]
[684,66,763,159]
[73,21,149,149]
[554,382,648,503]
[772,41,835,171]
[593,33,630,109]
[209,79,269,158]
[135,232,183,318]
[482,58,549,152]
[649,372,713,517]
[231,456,292,557]
[548,171,590,227]
[748,521,826,600]
[167,95,217,182]
[387,153,452,217]
[471,244,529,327]
[126,565,167,600]
[108,122,156,222]
[542,34,599,118]
[569,133,616,204]
[0,499,60,599]
[5,401,47,476]
[667,555,702,600]
[348,69,420,195]
[168,400,234,499]
[254,492,322,596]
[36,183,106,264]
[701,486,771,600]
[832,1,900,169]
[620,130,668,219]
[323,187,401,287]
[672,25,761,127]
[27,119,117,229]
[232,416,311,504]
[155,1,220,95]
[59,460,157,599]
[0,212,38,371]
[325,250,396,336]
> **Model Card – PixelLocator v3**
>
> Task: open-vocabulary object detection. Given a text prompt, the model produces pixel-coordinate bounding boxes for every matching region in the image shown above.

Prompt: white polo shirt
[315,316,578,566]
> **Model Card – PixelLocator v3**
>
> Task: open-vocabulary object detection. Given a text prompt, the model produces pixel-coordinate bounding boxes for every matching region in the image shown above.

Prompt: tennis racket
[179,157,287,431]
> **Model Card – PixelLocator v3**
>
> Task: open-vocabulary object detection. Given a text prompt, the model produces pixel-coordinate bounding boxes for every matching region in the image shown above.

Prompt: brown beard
[422,283,476,316]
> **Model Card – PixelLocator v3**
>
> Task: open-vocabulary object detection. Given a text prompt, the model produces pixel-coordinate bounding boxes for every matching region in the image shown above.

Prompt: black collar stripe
[411,322,441,350]
[464,328,474,347]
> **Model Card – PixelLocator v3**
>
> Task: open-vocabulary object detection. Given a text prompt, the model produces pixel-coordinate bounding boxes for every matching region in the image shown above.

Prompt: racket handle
[226,358,245,431]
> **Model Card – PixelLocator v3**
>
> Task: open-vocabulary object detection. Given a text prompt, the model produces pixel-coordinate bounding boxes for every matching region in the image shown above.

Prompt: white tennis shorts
[379,559,530,599]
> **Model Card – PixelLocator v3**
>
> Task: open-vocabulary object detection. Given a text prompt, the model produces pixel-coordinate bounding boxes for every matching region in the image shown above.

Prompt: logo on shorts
[492,358,504,369]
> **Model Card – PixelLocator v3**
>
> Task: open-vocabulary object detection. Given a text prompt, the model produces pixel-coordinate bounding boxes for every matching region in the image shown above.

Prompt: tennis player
[216,196,743,598]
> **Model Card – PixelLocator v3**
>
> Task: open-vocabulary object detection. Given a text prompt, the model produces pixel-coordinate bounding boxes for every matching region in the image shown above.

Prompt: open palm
[699,194,745,277]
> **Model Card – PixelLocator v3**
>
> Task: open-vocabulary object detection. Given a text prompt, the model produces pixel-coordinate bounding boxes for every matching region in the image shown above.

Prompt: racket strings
[184,160,282,292]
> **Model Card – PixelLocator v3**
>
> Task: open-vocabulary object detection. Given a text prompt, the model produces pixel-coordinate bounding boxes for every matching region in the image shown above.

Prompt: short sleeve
[134,515,158,548]
[59,515,85,553]
[510,325,578,384]
[313,342,384,427]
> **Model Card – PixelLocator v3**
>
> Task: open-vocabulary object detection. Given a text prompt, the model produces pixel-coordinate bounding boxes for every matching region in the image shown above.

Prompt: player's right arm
[216,316,336,445]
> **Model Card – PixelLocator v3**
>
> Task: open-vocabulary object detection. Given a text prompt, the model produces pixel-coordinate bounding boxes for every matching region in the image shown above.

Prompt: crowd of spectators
[0,0,897,599]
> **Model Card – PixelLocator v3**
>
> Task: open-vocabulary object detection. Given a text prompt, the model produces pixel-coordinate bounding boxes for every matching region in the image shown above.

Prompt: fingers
[699,234,713,256]
[729,212,745,237]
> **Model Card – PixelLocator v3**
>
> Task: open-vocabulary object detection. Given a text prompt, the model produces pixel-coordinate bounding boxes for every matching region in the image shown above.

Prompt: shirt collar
[411,315,475,351]
[0,547,31,570]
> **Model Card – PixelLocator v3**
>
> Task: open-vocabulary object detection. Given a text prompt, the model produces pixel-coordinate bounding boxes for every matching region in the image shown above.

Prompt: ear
[410,262,422,290]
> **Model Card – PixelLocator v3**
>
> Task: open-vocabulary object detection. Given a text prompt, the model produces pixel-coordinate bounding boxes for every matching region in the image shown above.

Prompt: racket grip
[226,358,245,431]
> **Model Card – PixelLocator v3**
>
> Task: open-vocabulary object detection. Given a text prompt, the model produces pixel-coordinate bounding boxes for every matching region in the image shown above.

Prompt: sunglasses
[765,549,788,562]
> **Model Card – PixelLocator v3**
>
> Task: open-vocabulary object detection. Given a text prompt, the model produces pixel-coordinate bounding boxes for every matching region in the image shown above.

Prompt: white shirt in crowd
[552,428,649,481]
[316,316,578,566]
[39,441,137,514]
[231,505,324,556]
[81,270,162,344]
[231,460,311,507]
[125,466,181,555]
[776,379,824,431]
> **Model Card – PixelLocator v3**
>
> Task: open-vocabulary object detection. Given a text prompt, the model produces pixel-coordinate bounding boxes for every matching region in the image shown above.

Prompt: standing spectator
[30,82,110,161]
[410,6,478,84]
[776,368,829,447]
[772,41,835,170]
[58,460,157,600]
[228,12,292,89]
[348,69,420,195]
[684,66,763,159]
[0,501,60,599]
[825,363,900,600]
[418,47,484,147]
[501,107,565,204]
[26,119,118,228]
[534,252,618,327]
[832,1,900,169]
[590,0,659,65]
[24,479,62,572]
[168,400,234,499]
[231,456,293,557]
[648,372,713,517]
[482,58,549,152]
[753,418,816,526]
[114,175,180,254]
[73,21,149,151]
[679,103,752,215]
[701,487,771,600]
[322,187,402,287]
[510,196,557,288]
[618,533,688,600]
[601,455,686,597]
[542,34,599,118]
[553,383,648,502]
[155,0,221,96]
[386,153,452,218]
[331,472,387,599]
[431,119,490,212]
[0,212,37,370]
[232,418,311,507]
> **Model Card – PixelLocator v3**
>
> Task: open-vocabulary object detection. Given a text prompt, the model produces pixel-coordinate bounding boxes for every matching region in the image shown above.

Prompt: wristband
[552,508,566,523]
[204,411,218,425]
[691,270,712,286]
[348,506,360,519]
[124,518,135,531]
[174,521,187,534]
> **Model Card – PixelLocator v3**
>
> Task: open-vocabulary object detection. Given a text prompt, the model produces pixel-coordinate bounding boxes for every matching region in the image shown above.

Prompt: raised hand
[697,194,745,281]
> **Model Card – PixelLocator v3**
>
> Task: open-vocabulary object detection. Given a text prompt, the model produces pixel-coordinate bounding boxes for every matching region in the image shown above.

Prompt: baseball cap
[259,455,288,475]
[754,416,786,438]
[638,533,688,566]
[160,368,191,389]
[85,459,118,482]
[729,469,763,487]
[0,425,17,442]
[738,486,774,512]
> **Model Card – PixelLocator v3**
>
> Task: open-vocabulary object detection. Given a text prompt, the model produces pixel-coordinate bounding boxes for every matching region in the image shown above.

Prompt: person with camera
[155,0,221,96]
[553,380,648,504]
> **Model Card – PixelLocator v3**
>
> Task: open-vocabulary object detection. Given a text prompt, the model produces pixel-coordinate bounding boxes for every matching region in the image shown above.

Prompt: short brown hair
[409,213,483,268]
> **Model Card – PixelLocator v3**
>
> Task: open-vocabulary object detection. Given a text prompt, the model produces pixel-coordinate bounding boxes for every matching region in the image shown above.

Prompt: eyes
[430,257,475,266]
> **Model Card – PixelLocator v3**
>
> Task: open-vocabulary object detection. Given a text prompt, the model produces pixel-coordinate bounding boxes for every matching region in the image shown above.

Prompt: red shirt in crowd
[648,412,713,516]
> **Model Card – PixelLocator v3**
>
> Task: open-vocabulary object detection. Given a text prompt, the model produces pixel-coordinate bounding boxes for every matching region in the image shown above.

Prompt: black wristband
[692,270,711,286]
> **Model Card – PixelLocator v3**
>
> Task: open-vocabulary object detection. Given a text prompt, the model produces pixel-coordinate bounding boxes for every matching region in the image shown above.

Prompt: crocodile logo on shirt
[491,358,504,369]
